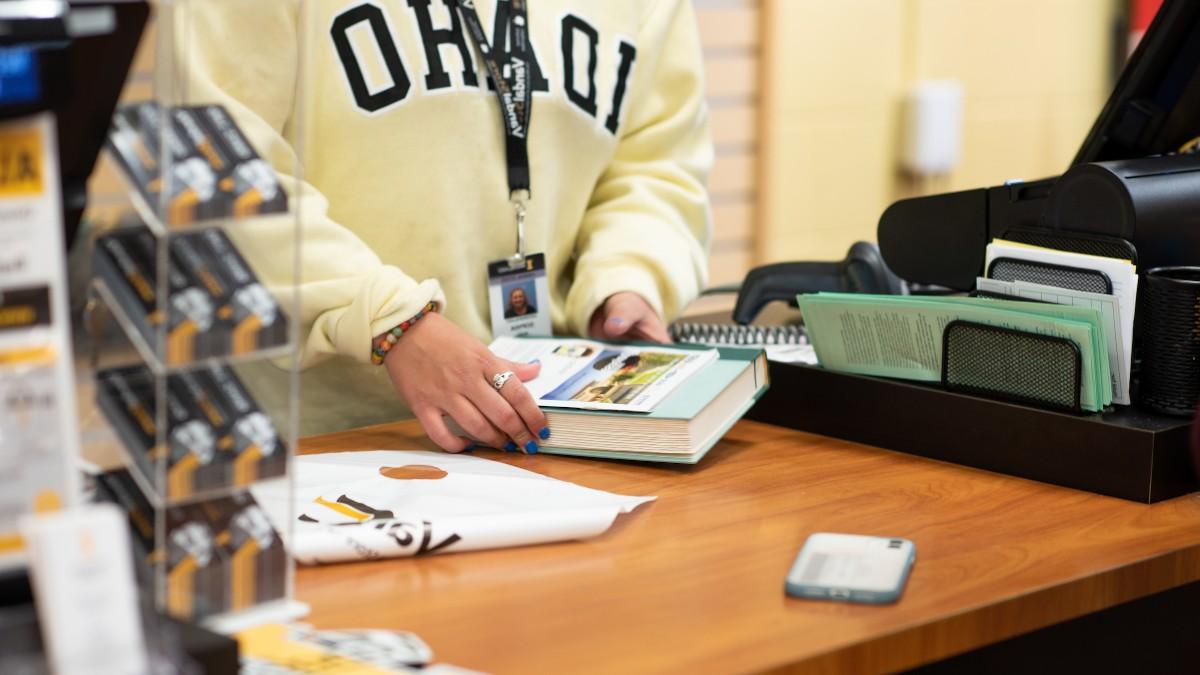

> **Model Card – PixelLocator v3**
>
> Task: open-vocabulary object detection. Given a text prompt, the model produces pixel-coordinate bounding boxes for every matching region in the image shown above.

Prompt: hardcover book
[489,337,770,463]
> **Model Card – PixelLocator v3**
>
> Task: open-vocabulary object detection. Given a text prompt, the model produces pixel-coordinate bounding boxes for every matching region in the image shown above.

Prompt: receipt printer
[878,0,1200,290]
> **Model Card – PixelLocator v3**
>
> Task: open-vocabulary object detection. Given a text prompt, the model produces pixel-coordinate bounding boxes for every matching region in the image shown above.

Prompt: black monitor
[1076,0,1200,164]
[0,0,150,248]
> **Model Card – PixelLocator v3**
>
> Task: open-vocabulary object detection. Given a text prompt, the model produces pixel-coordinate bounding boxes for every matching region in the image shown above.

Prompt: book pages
[490,336,718,412]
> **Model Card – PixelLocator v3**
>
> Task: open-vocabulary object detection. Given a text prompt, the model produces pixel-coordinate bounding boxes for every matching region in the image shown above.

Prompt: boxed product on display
[196,105,289,217]
[166,501,228,620]
[93,225,289,364]
[95,468,287,622]
[166,492,287,620]
[209,491,287,611]
[93,467,156,561]
[193,227,289,355]
[106,102,287,225]
[96,363,287,500]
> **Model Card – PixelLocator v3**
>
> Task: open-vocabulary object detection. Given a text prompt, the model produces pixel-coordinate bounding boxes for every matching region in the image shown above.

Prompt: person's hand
[588,291,671,343]
[384,312,549,454]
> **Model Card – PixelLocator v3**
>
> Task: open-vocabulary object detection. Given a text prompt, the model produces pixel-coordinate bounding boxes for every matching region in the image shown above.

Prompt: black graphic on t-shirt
[606,40,637,134]
[330,3,637,135]
[331,4,413,112]
[561,14,599,117]
[407,0,480,90]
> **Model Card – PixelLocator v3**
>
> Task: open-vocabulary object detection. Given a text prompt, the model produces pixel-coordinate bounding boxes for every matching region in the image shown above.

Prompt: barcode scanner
[732,241,907,325]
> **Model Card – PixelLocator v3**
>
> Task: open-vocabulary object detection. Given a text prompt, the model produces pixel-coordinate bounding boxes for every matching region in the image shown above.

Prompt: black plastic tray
[747,362,1197,503]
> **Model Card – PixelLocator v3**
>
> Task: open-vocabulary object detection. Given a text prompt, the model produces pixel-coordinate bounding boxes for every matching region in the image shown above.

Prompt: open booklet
[489,336,719,413]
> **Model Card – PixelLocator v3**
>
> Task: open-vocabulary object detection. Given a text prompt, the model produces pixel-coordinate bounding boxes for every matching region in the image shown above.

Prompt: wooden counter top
[295,419,1200,674]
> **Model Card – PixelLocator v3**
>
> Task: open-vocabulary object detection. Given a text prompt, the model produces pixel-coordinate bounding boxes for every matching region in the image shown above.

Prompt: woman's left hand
[588,292,671,343]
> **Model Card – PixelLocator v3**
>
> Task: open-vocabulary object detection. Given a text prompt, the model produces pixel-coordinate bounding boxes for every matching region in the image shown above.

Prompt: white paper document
[983,240,1138,405]
[21,505,148,675]
[765,344,818,365]
[252,451,654,565]
[489,336,717,412]
[977,277,1131,405]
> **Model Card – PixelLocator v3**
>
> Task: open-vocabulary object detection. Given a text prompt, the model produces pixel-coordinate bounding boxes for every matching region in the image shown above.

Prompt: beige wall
[757,0,1122,264]
[696,0,761,286]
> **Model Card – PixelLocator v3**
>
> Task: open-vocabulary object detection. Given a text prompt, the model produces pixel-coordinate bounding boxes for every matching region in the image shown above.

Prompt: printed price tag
[0,113,80,565]
[0,124,43,197]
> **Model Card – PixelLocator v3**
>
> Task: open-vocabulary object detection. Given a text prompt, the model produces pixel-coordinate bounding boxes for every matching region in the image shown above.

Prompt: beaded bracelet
[370,301,439,365]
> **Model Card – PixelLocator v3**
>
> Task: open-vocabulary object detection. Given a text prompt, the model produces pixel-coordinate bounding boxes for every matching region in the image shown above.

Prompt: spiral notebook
[670,321,808,347]
[669,320,815,365]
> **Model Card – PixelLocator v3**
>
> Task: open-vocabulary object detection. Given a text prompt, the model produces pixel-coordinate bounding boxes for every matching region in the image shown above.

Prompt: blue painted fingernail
[609,317,626,327]
[539,427,551,440]
[464,443,476,452]
[504,441,517,453]
[530,359,540,365]
[524,440,539,454]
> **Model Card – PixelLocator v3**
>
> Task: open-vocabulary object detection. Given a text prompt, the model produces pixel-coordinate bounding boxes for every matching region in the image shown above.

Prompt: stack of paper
[981,240,1138,405]
[797,292,1114,411]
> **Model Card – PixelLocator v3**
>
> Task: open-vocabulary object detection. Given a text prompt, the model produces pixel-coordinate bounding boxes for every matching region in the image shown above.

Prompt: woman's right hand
[383,312,549,454]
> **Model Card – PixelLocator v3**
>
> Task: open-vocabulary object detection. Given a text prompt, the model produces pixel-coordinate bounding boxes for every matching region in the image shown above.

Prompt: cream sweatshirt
[175,0,711,423]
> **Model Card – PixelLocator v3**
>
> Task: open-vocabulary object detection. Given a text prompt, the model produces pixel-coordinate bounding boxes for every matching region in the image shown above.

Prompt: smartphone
[784,533,916,604]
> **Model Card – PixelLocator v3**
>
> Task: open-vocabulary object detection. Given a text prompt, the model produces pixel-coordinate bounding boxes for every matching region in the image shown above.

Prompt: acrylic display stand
[82,0,308,631]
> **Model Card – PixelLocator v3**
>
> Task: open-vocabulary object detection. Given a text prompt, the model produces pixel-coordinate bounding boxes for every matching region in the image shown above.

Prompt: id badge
[488,253,552,338]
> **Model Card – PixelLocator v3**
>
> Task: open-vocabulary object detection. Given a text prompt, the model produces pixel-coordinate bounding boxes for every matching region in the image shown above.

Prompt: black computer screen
[1075,0,1200,164]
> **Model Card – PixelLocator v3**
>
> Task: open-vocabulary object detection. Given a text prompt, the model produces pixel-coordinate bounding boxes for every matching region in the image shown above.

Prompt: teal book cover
[538,346,769,463]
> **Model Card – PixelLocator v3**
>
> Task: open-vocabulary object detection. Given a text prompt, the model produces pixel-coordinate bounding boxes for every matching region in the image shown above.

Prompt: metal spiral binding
[669,322,808,346]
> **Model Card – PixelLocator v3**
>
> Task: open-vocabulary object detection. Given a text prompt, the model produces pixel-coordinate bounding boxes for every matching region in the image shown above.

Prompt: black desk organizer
[745,228,1197,503]
[748,358,1196,503]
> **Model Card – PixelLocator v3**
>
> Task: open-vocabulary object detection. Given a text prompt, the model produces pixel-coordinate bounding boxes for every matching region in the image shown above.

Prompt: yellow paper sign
[0,126,44,197]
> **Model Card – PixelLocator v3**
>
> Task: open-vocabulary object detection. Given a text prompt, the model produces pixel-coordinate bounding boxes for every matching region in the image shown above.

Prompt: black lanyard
[459,0,532,206]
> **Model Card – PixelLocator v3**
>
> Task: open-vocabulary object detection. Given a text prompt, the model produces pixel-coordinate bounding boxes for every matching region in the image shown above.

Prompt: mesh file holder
[988,258,1113,295]
[942,321,1083,414]
[1138,267,1200,416]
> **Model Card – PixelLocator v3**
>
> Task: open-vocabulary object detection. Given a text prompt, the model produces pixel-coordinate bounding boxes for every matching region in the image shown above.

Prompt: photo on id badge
[489,253,552,338]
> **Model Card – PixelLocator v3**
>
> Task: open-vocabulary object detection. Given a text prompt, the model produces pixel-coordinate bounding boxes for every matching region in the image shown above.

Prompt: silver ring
[491,370,515,391]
